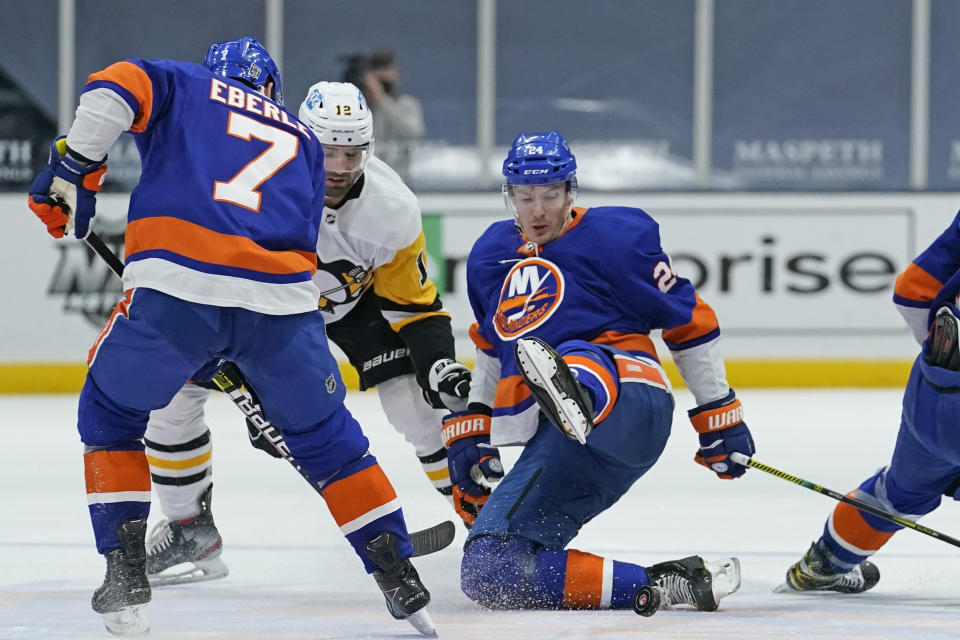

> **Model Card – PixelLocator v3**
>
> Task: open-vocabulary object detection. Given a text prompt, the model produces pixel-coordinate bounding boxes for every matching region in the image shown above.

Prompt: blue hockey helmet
[204,36,283,105]
[502,130,577,186]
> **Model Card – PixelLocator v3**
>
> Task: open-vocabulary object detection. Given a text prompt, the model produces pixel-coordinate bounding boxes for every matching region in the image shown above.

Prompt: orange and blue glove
[690,389,754,479]
[27,136,107,239]
[441,406,505,527]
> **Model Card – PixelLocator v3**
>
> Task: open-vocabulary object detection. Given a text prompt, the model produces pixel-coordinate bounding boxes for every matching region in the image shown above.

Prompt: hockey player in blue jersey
[446,131,753,615]
[27,37,434,636]
[782,212,960,594]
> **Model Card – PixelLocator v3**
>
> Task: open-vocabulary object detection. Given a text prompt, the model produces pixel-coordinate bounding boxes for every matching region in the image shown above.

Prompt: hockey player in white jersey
[144,81,480,586]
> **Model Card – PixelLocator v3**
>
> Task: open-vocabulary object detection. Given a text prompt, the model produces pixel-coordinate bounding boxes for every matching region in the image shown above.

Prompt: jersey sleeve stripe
[470,322,495,352]
[661,293,721,348]
[85,61,154,132]
[893,262,942,305]
[493,374,532,413]
[125,216,317,277]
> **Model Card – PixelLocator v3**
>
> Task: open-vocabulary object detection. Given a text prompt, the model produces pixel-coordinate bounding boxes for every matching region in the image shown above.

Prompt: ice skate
[779,541,879,594]
[92,518,151,635]
[514,336,594,444]
[146,484,228,586]
[644,556,741,611]
[365,531,436,637]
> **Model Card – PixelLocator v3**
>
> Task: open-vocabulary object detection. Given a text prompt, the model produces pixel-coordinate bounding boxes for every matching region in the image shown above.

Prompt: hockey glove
[441,407,504,526]
[689,389,755,479]
[425,358,472,412]
[236,368,283,459]
[925,305,960,371]
[27,136,107,239]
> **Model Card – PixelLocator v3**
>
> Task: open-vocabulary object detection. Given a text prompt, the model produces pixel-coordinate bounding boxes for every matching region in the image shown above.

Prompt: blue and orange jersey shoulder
[467,206,711,416]
[82,59,324,309]
[893,210,960,310]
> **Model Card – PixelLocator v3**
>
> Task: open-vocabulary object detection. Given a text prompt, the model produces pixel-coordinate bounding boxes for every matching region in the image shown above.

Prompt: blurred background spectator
[341,48,424,183]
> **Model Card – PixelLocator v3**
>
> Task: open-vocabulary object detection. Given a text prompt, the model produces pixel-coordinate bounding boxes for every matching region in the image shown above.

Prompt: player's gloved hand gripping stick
[78,229,455,557]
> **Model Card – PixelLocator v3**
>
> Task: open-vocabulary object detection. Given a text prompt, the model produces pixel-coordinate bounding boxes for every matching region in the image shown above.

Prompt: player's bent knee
[461,535,539,609]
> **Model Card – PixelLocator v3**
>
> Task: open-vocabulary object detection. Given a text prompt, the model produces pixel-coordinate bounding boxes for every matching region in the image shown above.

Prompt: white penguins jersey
[313,155,448,329]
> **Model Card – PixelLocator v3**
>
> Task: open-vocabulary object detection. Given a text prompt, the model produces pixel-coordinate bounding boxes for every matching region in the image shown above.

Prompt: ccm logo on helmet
[523,169,549,175]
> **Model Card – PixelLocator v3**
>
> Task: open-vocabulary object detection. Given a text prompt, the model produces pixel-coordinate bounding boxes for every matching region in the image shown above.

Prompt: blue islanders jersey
[893,209,960,341]
[82,59,324,314]
[467,206,722,439]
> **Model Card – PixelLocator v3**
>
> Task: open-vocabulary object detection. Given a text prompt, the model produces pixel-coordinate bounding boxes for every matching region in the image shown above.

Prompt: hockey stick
[730,452,960,549]
[82,230,456,557]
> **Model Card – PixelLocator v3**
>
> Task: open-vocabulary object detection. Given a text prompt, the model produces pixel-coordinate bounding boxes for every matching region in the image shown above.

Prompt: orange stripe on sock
[84,449,151,495]
[125,216,317,276]
[87,61,154,132]
[563,549,605,609]
[832,499,897,551]
[564,355,618,422]
[321,464,398,527]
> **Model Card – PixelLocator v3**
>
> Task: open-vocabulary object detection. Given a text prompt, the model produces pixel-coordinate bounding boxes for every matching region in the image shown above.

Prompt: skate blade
[517,340,589,444]
[148,557,229,587]
[706,557,742,603]
[773,582,795,593]
[103,604,149,636]
[405,608,437,637]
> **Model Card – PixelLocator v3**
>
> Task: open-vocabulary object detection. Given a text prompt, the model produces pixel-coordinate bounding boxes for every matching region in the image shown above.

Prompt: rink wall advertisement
[2,191,958,391]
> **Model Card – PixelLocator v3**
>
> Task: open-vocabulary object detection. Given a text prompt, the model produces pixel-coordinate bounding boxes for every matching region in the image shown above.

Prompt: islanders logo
[493,257,565,340]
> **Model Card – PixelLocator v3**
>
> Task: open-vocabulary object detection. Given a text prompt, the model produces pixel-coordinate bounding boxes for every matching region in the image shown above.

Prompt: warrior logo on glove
[689,389,755,480]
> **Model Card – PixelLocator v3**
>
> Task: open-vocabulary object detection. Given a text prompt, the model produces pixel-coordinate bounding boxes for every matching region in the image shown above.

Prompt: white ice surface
[1,389,958,639]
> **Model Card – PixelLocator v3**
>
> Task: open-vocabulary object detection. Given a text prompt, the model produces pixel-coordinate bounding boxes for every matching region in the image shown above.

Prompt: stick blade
[410,520,456,557]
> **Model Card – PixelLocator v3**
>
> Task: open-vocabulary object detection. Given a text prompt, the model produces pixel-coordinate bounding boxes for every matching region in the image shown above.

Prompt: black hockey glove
[424,358,471,412]
[247,419,282,458]
[926,305,960,371]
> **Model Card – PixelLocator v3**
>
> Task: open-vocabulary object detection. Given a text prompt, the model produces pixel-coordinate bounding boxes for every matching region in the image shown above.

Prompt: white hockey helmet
[299,81,374,147]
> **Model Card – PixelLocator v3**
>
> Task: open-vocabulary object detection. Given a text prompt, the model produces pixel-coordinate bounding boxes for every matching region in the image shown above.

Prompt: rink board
[3,191,957,391]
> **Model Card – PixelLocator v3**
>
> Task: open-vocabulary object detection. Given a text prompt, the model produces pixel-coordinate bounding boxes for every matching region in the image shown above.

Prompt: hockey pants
[79,288,412,571]
[462,351,674,609]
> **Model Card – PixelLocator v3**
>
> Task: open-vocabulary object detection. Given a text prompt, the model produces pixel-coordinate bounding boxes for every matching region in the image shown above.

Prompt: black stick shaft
[732,453,960,549]
[84,231,125,277]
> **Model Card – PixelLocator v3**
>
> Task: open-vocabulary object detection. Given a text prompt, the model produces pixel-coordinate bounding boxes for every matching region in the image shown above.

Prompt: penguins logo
[493,257,565,340]
[315,259,372,313]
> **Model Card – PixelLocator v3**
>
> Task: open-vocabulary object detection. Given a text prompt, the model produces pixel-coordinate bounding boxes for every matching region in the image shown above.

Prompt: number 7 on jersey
[213,112,299,212]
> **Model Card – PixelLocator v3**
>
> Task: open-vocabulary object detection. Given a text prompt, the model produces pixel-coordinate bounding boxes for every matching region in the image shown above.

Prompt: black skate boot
[365,531,436,637]
[514,336,594,444]
[146,484,227,586]
[782,541,880,594]
[92,518,151,635]
[644,556,741,612]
